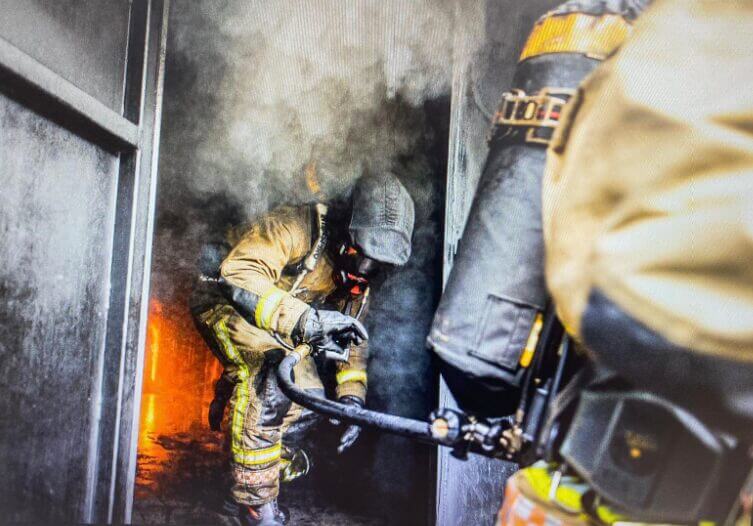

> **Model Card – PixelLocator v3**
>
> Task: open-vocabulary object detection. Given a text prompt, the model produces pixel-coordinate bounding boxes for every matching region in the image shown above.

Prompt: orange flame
[148,315,160,382]
[137,298,222,489]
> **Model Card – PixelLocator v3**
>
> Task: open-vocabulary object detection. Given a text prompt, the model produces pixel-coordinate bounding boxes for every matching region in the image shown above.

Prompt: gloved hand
[208,376,234,431]
[208,397,227,431]
[295,309,368,358]
[331,395,364,454]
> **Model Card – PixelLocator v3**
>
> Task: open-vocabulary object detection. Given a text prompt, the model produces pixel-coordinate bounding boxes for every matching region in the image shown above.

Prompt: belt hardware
[490,88,575,146]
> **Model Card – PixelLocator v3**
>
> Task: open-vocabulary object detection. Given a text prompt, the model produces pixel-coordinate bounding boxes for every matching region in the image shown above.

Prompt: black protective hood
[349,172,415,266]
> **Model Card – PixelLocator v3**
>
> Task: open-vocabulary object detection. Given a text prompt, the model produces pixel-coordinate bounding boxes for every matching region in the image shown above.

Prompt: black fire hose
[276,346,455,447]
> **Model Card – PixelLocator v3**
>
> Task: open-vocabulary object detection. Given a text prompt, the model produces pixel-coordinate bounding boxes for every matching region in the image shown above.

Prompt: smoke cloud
[166,0,471,207]
[154,0,484,303]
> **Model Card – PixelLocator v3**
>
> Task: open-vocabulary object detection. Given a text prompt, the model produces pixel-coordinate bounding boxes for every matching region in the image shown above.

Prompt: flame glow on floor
[136,300,220,493]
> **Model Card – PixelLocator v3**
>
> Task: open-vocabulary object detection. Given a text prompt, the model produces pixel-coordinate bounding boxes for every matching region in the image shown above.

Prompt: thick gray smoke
[169,0,469,209]
[149,1,484,523]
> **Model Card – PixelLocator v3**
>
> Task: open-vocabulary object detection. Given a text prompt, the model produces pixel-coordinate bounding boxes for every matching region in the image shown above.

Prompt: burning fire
[137,298,223,489]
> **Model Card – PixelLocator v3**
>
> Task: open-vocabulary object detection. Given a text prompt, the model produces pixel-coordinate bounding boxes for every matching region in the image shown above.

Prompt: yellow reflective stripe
[231,383,251,462]
[254,287,287,330]
[520,463,636,524]
[215,319,285,467]
[596,503,627,525]
[520,312,544,368]
[214,319,246,375]
[336,369,368,385]
[214,320,251,459]
[522,463,589,514]
[214,320,249,381]
[232,442,282,466]
[520,12,632,62]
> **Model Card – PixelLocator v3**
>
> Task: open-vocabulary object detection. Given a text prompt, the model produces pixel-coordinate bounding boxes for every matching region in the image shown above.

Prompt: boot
[240,500,289,526]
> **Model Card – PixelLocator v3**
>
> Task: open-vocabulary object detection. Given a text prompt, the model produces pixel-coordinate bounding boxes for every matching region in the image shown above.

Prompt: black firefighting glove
[208,398,226,432]
[293,308,368,360]
[208,376,234,431]
[331,395,364,454]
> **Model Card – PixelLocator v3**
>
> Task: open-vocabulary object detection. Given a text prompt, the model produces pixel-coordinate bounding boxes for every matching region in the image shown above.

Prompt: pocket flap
[470,294,539,371]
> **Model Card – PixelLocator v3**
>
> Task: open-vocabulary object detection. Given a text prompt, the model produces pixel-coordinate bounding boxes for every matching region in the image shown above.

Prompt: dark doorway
[133,3,451,525]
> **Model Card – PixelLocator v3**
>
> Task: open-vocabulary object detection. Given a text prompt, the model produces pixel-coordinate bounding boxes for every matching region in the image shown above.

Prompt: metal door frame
[0,1,169,522]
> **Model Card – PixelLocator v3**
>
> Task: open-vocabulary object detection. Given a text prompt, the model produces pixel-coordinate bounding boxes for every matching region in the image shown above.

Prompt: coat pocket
[470,294,539,371]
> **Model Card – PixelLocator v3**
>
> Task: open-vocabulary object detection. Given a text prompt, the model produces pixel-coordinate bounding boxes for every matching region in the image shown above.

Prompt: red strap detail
[246,506,261,520]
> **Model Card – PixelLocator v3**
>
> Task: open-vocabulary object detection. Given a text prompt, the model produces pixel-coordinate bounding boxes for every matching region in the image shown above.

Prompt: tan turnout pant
[197,304,323,506]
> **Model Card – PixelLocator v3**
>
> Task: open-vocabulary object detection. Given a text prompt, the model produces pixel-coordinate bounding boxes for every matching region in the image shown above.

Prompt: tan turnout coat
[543,0,753,362]
[218,204,369,400]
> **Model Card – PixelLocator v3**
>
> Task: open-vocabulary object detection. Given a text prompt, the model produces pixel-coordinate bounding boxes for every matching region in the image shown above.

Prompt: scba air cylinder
[428,0,649,416]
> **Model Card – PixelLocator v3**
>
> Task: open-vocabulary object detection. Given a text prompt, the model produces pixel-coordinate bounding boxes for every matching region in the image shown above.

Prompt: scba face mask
[334,242,380,296]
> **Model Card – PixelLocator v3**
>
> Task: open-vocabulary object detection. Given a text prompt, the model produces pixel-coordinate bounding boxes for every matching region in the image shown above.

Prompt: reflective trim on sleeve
[336,369,368,385]
[519,12,632,62]
[254,286,287,330]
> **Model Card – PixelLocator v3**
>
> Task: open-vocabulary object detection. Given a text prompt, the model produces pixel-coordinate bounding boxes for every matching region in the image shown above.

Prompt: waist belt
[491,88,575,146]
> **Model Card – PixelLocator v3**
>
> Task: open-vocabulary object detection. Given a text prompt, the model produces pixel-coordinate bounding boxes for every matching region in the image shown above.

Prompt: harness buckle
[490,88,575,146]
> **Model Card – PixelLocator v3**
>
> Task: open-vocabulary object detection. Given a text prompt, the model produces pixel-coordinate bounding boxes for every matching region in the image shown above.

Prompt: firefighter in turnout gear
[499,1,753,525]
[190,172,415,526]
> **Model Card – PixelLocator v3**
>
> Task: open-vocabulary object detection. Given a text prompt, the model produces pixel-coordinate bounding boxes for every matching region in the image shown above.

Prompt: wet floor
[133,426,385,525]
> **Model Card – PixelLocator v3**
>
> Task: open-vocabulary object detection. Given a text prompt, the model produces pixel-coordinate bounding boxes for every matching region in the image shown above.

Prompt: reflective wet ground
[134,424,384,525]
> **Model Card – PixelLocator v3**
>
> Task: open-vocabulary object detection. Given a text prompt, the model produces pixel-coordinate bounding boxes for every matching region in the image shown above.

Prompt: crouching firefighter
[190,172,415,526]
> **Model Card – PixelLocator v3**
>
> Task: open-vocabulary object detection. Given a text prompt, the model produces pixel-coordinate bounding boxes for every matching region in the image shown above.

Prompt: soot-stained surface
[0,91,120,523]
[133,425,384,525]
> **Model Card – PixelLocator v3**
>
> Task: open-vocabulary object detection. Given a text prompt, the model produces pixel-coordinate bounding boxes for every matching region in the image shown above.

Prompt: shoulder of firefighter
[219,205,312,342]
[543,0,753,418]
